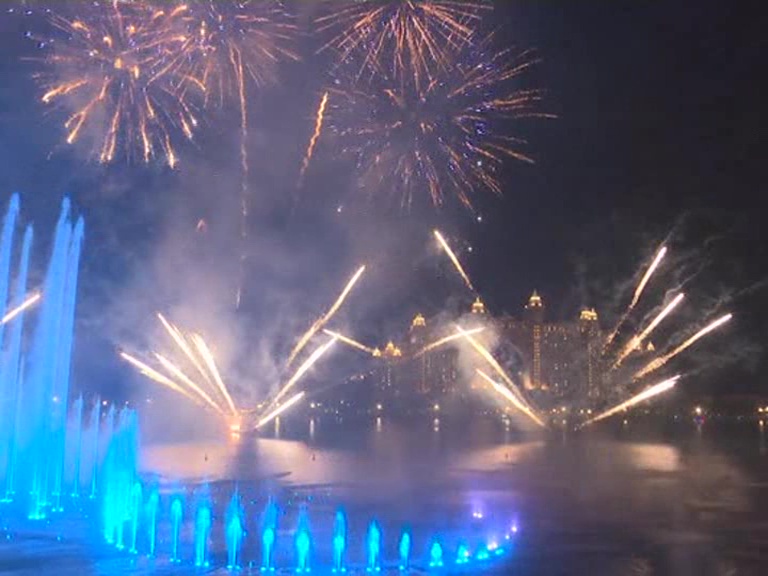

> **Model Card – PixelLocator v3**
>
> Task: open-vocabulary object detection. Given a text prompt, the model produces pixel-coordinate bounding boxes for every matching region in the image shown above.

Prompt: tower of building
[525,291,545,388]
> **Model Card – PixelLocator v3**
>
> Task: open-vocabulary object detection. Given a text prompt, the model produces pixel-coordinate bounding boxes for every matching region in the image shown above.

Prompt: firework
[271,336,338,409]
[153,352,227,416]
[323,329,375,355]
[434,230,475,292]
[180,0,298,307]
[634,314,733,380]
[455,325,532,409]
[331,40,553,209]
[1,291,42,325]
[36,2,197,166]
[604,245,667,348]
[316,0,491,86]
[476,369,545,427]
[190,333,238,415]
[299,91,330,185]
[413,327,484,358]
[583,376,680,426]
[257,391,305,429]
[287,265,366,367]
[612,293,685,369]
[120,351,211,411]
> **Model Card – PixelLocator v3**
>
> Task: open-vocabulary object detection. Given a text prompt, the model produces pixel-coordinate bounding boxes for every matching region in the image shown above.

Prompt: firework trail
[36,2,197,166]
[477,369,545,427]
[604,245,667,348]
[257,391,305,429]
[298,91,330,186]
[180,1,298,308]
[583,376,680,426]
[316,0,491,87]
[323,329,375,355]
[287,265,366,367]
[153,352,227,416]
[331,38,553,209]
[413,327,485,358]
[190,333,238,416]
[633,314,733,380]
[157,312,214,390]
[120,351,211,411]
[1,291,41,325]
[271,336,338,409]
[455,325,533,410]
[434,230,475,292]
[612,293,685,369]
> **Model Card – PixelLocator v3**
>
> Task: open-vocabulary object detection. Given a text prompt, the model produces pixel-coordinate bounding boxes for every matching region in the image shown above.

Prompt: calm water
[140,416,768,575]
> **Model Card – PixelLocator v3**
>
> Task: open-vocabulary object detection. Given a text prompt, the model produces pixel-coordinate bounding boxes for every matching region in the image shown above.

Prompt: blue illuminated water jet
[170,497,183,563]
[367,521,382,572]
[398,531,411,571]
[195,502,212,568]
[332,509,346,573]
[226,490,244,570]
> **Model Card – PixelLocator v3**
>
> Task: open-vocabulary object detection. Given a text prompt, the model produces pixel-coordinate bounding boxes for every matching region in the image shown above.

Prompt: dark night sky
[0,1,766,397]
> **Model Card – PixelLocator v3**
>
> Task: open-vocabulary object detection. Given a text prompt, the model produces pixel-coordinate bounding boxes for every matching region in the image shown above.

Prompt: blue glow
[366,521,381,572]
[170,497,183,563]
[429,541,444,568]
[398,531,411,570]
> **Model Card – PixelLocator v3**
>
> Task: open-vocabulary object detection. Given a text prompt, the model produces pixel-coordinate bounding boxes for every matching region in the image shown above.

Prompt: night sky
[0,1,765,398]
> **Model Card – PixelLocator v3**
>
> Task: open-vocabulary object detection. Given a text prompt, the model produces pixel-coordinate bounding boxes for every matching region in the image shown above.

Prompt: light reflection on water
[140,417,768,574]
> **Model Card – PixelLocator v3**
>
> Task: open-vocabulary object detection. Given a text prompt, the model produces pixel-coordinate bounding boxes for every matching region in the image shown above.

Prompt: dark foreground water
[138,416,768,575]
[2,416,767,575]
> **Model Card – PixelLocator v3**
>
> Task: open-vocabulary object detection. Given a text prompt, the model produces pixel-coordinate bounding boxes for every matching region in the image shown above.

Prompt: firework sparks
[455,325,533,409]
[477,369,545,427]
[287,265,366,367]
[331,40,553,209]
[316,0,491,86]
[299,91,330,186]
[36,2,197,166]
[413,327,485,358]
[257,391,305,429]
[634,314,733,380]
[323,329,375,355]
[190,333,238,416]
[583,376,680,426]
[612,293,685,369]
[153,352,226,416]
[604,245,667,348]
[434,230,475,292]
[1,291,42,325]
[120,351,211,411]
[272,336,338,409]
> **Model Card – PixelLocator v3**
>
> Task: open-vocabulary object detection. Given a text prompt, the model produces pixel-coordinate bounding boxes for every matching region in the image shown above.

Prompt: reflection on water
[141,417,768,574]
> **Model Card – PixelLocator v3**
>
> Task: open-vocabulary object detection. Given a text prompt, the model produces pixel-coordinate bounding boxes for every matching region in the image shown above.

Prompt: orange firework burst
[330,40,554,209]
[36,2,197,167]
[316,0,491,86]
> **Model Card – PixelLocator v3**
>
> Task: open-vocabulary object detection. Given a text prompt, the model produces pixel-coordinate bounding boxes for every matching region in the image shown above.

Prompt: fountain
[399,531,411,571]
[332,509,346,573]
[170,497,183,563]
[226,490,244,570]
[195,502,212,568]
[261,500,278,571]
[367,521,382,572]
[146,485,159,557]
[429,540,444,568]
[295,509,312,573]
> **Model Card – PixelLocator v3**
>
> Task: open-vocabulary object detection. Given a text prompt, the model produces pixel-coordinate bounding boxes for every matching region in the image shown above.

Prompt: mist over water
[142,417,768,575]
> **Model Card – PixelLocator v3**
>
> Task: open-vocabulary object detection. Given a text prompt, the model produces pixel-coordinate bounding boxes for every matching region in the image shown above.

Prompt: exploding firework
[270,336,338,409]
[603,245,667,348]
[633,314,733,381]
[330,40,553,209]
[257,391,305,429]
[476,369,545,427]
[1,291,42,325]
[434,230,475,292]
[583,376,680,426]
[612,293,685,369]
[35,2,197,167]
[287,265,366,367]
[316,0,491,86]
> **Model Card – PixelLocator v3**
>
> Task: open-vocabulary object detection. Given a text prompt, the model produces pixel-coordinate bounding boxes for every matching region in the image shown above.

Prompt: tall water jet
[170,497,183,563]
[261,500,278,571]
[88,399,101,498]
[0,193,20,345]
[296,527,311,573]
[129,481,142,553]
[456,543,470,565]
[68,394,84,497]
[195,503,212,568]
[226,490,244,570]
[333,509,346,573]
[146,485,159,557]
[398,531,411,571]
[367,521,382,572]
[1,223,32,500]
[101,407,138,549]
